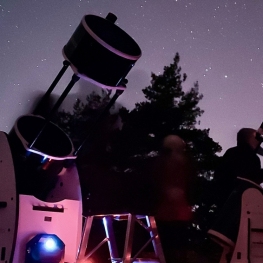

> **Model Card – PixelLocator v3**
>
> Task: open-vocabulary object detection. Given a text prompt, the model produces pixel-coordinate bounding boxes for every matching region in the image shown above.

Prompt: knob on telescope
[256,122,263,142]
[105,12,117,23]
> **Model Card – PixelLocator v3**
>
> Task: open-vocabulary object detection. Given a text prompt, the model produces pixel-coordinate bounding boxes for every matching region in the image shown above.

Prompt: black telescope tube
[28,74,80,149]
[33,60,70,117]
[73,87,125,156]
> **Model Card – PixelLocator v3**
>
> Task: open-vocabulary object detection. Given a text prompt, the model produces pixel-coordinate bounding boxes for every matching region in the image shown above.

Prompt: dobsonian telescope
[0,12,141,263]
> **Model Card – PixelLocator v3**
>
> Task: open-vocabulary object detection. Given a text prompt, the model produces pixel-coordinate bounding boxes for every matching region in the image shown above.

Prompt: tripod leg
[76,216,94,262]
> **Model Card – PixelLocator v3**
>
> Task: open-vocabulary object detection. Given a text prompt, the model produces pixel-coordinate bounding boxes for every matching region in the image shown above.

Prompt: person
[153,135,196,263]
[208,127,263,262]
[155,135,195,221]
[212,128,262,209]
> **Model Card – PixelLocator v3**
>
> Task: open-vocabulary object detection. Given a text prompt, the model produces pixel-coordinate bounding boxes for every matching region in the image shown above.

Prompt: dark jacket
[213,144,261,208]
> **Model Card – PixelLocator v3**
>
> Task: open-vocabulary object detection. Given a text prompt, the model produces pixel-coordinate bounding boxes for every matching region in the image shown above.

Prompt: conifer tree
[111,53,221,180]
[55,53,222,254]
[55,89,113,147]
[107,54,222,248]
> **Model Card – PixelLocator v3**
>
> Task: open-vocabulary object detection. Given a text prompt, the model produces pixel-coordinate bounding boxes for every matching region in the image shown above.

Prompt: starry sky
[1,0,263,155]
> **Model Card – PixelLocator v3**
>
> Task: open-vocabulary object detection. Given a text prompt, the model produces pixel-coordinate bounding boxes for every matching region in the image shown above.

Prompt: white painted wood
[13,195,82,263]
[45,165,82,202]
[231,188,263,263]
[0,131,17,263]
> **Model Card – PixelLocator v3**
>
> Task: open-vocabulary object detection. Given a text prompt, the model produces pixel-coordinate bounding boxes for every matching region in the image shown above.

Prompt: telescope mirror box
[0,12,142,263]
[62,13,142,89]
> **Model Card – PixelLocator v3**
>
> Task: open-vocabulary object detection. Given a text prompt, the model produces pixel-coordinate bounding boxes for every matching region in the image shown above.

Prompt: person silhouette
[208,127,263,262]
[153,135,196,263]
[212,128,262,209]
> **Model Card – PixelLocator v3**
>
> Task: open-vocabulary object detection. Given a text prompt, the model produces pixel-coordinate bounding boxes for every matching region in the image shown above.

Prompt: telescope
[0,12,141,263]
[256,122,263,142]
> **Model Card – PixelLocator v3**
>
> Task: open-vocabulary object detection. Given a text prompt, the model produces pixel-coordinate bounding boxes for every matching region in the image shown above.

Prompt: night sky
[1,0,263,155]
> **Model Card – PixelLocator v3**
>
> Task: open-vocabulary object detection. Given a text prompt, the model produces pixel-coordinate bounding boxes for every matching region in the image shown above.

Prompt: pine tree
[110,53,221,177]
[55,89,113,147]
[55,53,223,260]
[107,54,222,252]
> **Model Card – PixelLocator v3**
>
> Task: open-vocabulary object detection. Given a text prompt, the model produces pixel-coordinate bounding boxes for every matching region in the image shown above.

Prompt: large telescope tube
[63,14,142,89]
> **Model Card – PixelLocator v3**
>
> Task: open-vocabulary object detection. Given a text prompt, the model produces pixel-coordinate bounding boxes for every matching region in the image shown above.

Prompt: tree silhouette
[110,53,221,179]
[55,53,223,261]
[55,89,114,148]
